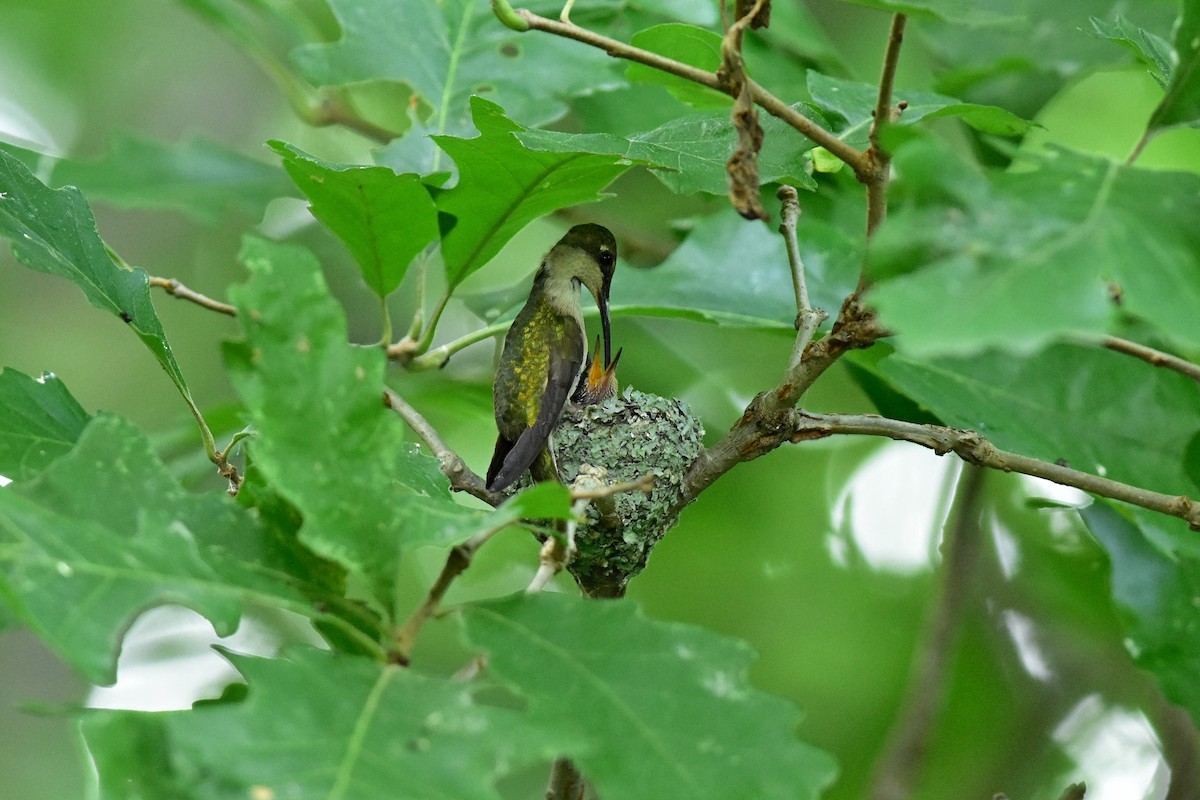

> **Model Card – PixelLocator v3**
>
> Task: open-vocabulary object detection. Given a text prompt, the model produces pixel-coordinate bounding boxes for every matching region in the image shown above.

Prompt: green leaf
[156,647,565,799]
[464,593,838,799]
[1148,0,1200,131]
[0,415,329,684]
[0,148,196,410]
[434,98,630,288]
[1090,16,1174,88]
[1080,502,1200,726]
[225,237,476,616]
[924,1,1177,118]
[867,139,1200,355]
[271,141,439,298]
[0,369,89,482]
[877,343,1200,496]
[807,72,1033,144]
[495,481,574,522]
[0,141,47,173]
[611,207,858,327]
[82,712,210,799]
[51,135,294,224]
[516,103,824,197]
[291,0,620,164]
[626,24,729,109]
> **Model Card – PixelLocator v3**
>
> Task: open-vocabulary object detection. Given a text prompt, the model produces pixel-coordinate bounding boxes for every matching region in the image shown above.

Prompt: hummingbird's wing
[487,341,583,491]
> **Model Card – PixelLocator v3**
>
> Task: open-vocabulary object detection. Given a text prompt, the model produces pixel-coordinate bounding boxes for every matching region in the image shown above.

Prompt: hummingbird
[487,224,618,492]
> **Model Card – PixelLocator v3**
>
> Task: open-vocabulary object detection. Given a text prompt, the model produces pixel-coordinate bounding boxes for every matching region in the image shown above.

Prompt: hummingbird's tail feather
[486,434,515,491]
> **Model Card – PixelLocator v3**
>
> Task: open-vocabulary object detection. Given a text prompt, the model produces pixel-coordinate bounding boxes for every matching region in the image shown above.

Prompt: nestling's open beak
[575,336,622,405]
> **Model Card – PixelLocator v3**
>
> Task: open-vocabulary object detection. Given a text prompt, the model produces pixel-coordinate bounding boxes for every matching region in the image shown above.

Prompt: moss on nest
[551,387,704,596]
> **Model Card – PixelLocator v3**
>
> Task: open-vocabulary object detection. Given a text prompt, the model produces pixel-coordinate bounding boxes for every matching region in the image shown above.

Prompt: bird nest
[551,388,705,596]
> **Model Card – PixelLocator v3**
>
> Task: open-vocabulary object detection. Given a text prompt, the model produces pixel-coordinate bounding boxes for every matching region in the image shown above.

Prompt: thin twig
[383,387,496,504]
[494,4,868,175]
[569,473,654,501]
[149,276,237,316]
[777,186,828,372]
[791,411,1200,529]
[390,523,507,663]
[1127,129,1153,165]
[526,468,602,593]
[309,89,397,144]
[525,504,582,594]
[868,465,985,800]
[863,13,908,244]
[1102,336,1200,384]
[388,320,510,369]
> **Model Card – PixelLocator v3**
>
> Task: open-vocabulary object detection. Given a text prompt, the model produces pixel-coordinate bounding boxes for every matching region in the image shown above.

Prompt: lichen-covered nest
[552,388,704,595]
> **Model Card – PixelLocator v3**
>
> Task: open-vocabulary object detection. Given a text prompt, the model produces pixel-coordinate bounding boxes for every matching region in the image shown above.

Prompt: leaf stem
[398,320,509,370]
[377,296,393,348]
[417,290,454,353]
[407,256,428,341]
[218,428,256,461]
[145,273,243,491]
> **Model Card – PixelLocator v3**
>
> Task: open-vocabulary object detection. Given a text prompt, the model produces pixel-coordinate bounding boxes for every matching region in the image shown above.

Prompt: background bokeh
[2,0,1197,798]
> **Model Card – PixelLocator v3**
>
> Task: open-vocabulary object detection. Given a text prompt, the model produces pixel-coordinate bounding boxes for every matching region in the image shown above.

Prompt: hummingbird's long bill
[598,291,612,368]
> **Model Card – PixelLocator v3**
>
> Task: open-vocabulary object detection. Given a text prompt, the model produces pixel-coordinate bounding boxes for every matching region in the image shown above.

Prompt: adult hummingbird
[487,224,618,492]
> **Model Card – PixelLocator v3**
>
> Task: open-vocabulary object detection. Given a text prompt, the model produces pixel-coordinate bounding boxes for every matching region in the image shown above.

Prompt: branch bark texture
[791,412,1200,529]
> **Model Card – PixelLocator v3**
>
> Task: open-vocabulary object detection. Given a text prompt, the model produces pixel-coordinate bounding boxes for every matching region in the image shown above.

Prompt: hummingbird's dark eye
[598,251,615,270]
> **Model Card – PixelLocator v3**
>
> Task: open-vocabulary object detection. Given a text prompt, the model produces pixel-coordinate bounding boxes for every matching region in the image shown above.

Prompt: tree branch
[674,294,884,511]
[149,276,237,316]
[1102,336,1200,384]
[868,465,985,800]
[390,521,508,663]
[491,3,869,176]
[383,387,498,505]
[863,13,908,244]
[792,411,1200,529]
